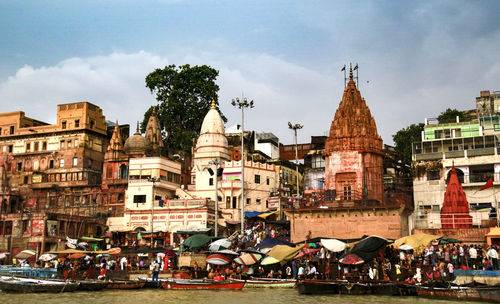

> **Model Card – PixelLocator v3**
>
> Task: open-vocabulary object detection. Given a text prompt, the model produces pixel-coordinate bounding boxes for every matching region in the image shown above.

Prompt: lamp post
[288,122,303,197]
[231,97,254,234]
[208,159,224,237]
[148,177,160,248]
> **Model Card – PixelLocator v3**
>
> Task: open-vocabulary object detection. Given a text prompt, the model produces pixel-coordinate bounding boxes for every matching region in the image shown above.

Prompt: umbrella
[157,252,166,258]
[0,253,8,260]
[107,247,122,255]
[398,244,414,251]
[256,238,295,248]
[394,234,441,251]
[206,254,231,265]
[213,249,239,256]
[267,244,306,263]
[38,253,57,261]
[165,250,177,257]
[339,253,364,265]
[16,249,37,260]
[181,234,214,252]
[305,243,320,249]
[438,237,462,245]
[209,238,232,251]
[294,248,320,259]
[260,256,280,265]
[68,253,87,259]
[321,239,347,252]
[234,252,262,265]
[340,236,390,262]
[96,253,110,258]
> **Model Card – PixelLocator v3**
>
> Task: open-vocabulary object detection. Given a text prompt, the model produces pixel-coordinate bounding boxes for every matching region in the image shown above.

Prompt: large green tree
[437,108,467,124]
[143,64,225,155]
[392,123,425,171]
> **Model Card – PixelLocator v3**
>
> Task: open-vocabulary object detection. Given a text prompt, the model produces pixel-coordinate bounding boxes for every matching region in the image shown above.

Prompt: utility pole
[148,177,159,248]
[231,97,254,234]
[288,122,303,197]
[208,159,224,237]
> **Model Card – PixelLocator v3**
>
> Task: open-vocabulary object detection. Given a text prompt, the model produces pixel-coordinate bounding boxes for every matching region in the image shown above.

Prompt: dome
[124,123,152,157]
[200,103,225,135]
[194,100,229,162]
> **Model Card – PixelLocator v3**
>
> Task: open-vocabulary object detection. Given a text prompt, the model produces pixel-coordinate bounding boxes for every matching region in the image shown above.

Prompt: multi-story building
[412,91,500,235]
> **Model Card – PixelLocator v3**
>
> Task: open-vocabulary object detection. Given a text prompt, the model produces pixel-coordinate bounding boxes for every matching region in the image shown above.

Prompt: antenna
[353,63,359,89]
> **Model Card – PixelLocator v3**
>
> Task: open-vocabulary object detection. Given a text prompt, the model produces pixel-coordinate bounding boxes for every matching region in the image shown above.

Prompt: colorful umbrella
[398,244,414,251]
[305,243,320,249]
[38,253,57,261]
[214,249,239,256]
[294,248,320,259]
[321,239,347,252]
[260,256,280,265]
[438,237,462,245]
[0,253,9,260]
[339,253,364,265]
[206,254,231,265]
[234,253,262,265]
[107,247,122,255]
[16,249,37,260]
[209,238,232,251]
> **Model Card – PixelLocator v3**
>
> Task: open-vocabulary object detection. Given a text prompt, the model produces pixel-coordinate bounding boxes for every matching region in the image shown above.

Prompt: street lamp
[288,122,303,197]
[231,97,254,234]
[208,159,224,237]
[148,177,160,248]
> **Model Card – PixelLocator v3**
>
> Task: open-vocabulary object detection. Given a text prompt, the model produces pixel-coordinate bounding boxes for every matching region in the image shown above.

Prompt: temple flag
[480,177,494,191]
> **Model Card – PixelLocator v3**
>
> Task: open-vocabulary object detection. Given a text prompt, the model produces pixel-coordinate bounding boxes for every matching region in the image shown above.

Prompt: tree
[437,108,467,124]
[392,123,425,171]
[143,64,226,155]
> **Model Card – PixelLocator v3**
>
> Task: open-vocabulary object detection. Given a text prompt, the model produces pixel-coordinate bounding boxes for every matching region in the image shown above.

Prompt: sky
[1,0,500,145]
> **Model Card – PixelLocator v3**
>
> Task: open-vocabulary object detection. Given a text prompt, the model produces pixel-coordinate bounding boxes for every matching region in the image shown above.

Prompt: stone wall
[413,227,489,244]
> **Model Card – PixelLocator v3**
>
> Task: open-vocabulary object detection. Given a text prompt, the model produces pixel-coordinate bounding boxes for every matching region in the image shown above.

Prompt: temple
[440,164,473,228]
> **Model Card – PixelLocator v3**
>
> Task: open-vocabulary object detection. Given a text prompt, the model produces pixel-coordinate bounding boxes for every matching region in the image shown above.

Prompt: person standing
[152,260,160,282]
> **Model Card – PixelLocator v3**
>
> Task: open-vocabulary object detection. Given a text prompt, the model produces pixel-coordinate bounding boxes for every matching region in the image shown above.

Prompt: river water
[0,288,485,304]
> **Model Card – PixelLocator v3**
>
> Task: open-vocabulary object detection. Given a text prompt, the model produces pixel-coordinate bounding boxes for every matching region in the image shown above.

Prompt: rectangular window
[74,139,78,148]
[254,174,261,184]
[42,142,47,151]
[59,159,64,168]
[26,143,31,152]
[89,139,93,148]
[67,140,71,148]
[209,178,213,186]
[246,198,251,205]
[73,157,78,167]
[34,142,39,151]
[427,171,440,181]
[8,145,12,153]
[17,162,22,171]
[75,119,80,128]
[0,127,2,135]
[133,195,147,205]
[88,159,92,168]
[9,126,14,134]
[232,197,237,209]
[49,160,54,169]
[60,140,65,149]
[62,121,66,129]
[266,177,270,185]
[23,176,28,184]
[343,185,352,200]
[256,198,261,205]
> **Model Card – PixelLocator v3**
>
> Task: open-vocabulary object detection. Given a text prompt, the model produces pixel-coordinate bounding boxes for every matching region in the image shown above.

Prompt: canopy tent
[260,256,280,265]
[181,234,215,253]
[0,253,9,260]
[234,252,262,265]
[257,211,279,219]
[394,234,441,251]
[267,244,306,264]
[206,254,231,265]
[256,238,295,248]
[438,237,462,245]
[321,239,347,252]
[398,244,414,251]
[15,249,37,260]
[340,236,391,262]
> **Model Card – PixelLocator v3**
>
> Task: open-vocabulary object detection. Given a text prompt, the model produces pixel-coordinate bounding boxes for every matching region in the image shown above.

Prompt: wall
[413,227,489,244]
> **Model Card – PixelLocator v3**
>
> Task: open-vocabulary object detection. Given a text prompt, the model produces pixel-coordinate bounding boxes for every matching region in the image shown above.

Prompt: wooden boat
[230,278,296,288]
[338,281,371,295]
[416,284,500,302]
[0,279,79,293]
[105,280,145,289]
[162,279,244,290]
[75,280,109,291]
[136,276,166,288]
[297,279,340,294]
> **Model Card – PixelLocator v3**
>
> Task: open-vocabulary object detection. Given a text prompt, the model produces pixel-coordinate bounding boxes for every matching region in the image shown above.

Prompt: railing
[413,211,497,229]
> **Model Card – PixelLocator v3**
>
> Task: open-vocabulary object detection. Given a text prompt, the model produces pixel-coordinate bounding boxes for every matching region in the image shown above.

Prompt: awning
[257,210,279,219]
[80,236,104,242]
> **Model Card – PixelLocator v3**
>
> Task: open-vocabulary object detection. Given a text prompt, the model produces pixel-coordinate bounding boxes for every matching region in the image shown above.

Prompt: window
[254,174,261,184]
[67,140,71,147]
[232,197,237,209]
[26,143,30,152]
[90,120,95,129]
[60,140,65,149]
[343,185,352,200]
[427,171,440,181]
[9,126,14,134]
[34,142,39,151]
[246,198,251,205]
[49,160,54,169]
[0,127,2,135]
[23,176,28,184]
[75,119,80,128]
[73,157,78,167]
[17,162,22,171]
[62,121,66,129]
[89,139,93,148]
[266,177,270,185]
[42,142,47,151]
[8,145,12,153]
[133,195,147,205]
[74,139,78,148]
[209,178,213,186]
[256,198,261,205]
[59,159,64,168]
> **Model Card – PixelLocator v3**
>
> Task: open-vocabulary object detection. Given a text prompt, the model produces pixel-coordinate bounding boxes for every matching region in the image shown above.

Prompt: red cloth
[480,178,494,191]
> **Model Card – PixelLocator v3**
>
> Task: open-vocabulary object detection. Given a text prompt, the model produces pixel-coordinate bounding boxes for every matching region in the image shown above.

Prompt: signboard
[267,197,280,209]
[31,220,45,236]
[46,220,58,237]
[32,175,42,183]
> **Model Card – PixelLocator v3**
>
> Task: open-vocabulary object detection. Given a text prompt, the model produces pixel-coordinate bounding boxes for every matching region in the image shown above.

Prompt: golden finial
[349,63,353,80]
[211,99,216,109]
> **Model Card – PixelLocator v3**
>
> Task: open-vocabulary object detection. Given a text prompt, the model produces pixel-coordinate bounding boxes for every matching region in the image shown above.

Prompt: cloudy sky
[1,1,499,145]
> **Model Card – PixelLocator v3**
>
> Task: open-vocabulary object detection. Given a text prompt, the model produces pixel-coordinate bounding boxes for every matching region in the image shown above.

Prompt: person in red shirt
[213,272,225,281]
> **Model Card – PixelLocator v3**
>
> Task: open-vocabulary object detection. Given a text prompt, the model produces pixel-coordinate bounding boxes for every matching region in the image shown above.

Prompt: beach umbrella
[305,243,320,249]
[394,234,441,251]
[68,253,87,259]
[398,244,414,251]
[294,248,320,259]
[165,250,177,257]
[321,239,347,252]
[206,254,231,265]
[260,256,280,265]
[0,253,8,260]
[234,252,263,265]
[438,237,462,245]
[267,244,306,264]
[340,236,390,262]
[256,238,294,248]
[16,249,37,260]
[209,238,232,251]
[157,252,166,258]
[181,234,214,252]
[214,249,239,256]
[38,253,57,261]
[339,253,364,265]
[107,247,122,255]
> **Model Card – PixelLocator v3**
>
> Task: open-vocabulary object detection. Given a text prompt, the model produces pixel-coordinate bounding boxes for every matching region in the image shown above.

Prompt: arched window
[119,164,128,179]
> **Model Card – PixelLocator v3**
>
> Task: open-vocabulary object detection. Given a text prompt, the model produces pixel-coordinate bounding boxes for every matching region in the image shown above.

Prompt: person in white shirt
[469,246,477,269]
[120,256,128,271]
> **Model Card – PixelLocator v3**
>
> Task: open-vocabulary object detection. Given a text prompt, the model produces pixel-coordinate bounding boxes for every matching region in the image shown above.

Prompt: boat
[0,278,79,293]
[162,278,244,290]
[75,280,109,291]
[136,276,167,288]
[338,281,371,295]
[297,279,340,294]
[416,284,500,302]
[230,277,296,288]
[105,280,145,289]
